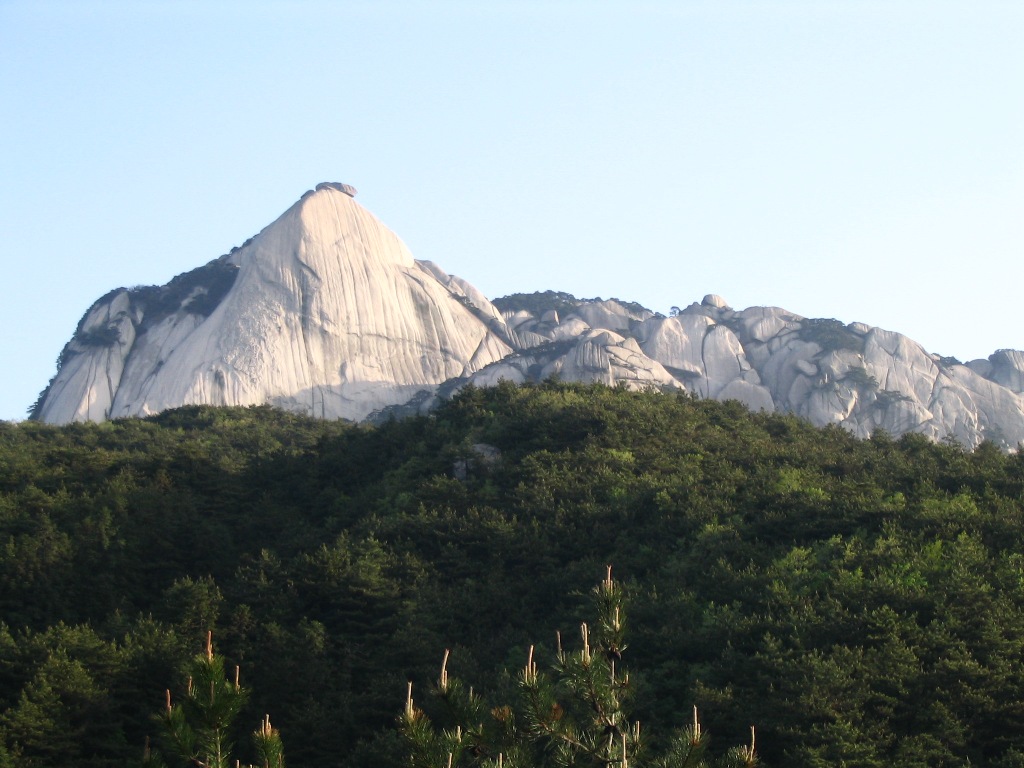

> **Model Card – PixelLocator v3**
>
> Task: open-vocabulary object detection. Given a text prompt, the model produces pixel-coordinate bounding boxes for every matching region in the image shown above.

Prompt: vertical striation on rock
[36,185,511,423]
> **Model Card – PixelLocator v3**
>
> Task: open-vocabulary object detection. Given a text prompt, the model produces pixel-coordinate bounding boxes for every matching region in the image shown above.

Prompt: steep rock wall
[37,186,511,423]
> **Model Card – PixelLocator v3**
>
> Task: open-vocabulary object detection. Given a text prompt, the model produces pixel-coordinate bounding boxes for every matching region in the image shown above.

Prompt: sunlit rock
[37,185,511,423]
[34,183,1024,449]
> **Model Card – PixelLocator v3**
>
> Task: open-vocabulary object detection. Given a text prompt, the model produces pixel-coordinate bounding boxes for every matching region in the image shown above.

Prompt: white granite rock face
[635,315,772,406]
[541,330,678,389]
[475,294,1024,448]
[37,291,138,424]
[35,190,1024,448]
[982,350,1024,395]
[37,186,511,423]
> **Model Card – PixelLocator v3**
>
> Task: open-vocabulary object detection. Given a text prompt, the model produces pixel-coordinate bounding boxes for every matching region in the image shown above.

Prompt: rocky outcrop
[967,350,1024,395]
[34,186,1024,449]
[35,185,511,423]
[471,293,1024,448]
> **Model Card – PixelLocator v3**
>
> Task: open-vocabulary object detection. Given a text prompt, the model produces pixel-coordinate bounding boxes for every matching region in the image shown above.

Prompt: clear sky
[1,1,1021,421]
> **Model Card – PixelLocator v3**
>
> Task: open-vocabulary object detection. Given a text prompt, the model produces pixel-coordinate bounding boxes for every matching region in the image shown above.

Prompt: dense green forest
[4,382,1024,766]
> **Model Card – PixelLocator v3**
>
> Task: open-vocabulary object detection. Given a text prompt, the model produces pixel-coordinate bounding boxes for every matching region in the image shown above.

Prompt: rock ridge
[33,186,1024,449]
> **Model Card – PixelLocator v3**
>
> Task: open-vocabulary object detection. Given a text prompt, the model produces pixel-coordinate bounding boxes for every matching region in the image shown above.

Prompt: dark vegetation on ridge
[493,291,652,317]
[4,382,1024,766]
[28,259,241,421]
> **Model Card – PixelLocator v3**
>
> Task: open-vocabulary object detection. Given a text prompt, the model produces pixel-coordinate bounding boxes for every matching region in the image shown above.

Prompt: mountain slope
[34,184,1024,448]
[9,388,1024,767]
[36,184,510,423]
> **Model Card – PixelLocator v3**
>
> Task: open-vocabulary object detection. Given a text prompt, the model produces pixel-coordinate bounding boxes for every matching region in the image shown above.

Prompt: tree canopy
[3,382,1024,766]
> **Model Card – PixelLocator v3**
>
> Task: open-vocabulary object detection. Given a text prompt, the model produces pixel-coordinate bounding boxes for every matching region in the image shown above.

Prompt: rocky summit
[35,184,510,424]
[34,185,1024,448]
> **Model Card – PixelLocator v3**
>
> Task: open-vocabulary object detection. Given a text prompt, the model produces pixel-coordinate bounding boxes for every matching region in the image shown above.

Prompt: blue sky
[1,1,1021,421]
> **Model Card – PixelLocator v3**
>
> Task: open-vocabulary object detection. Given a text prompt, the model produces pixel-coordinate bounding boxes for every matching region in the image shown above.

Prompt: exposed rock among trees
[33,184,1024,448]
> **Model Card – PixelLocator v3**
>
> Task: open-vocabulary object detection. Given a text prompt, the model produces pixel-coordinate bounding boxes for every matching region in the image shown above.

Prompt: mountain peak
[314,181,357,197]
[34,187,509,424]
[33,185,1024,448]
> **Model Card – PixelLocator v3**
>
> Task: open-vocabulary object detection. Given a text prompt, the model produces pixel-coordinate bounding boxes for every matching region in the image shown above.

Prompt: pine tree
[401,568,756,768]
[143,631,284,768]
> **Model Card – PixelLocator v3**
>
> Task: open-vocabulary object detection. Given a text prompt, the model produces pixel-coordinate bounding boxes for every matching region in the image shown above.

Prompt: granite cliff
[35,184,510,424]
[469,293,1024,448]
[34,185,1024,448]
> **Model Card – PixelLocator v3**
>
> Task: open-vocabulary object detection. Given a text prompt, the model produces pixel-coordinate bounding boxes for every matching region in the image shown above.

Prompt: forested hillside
[4,382,1024,766]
